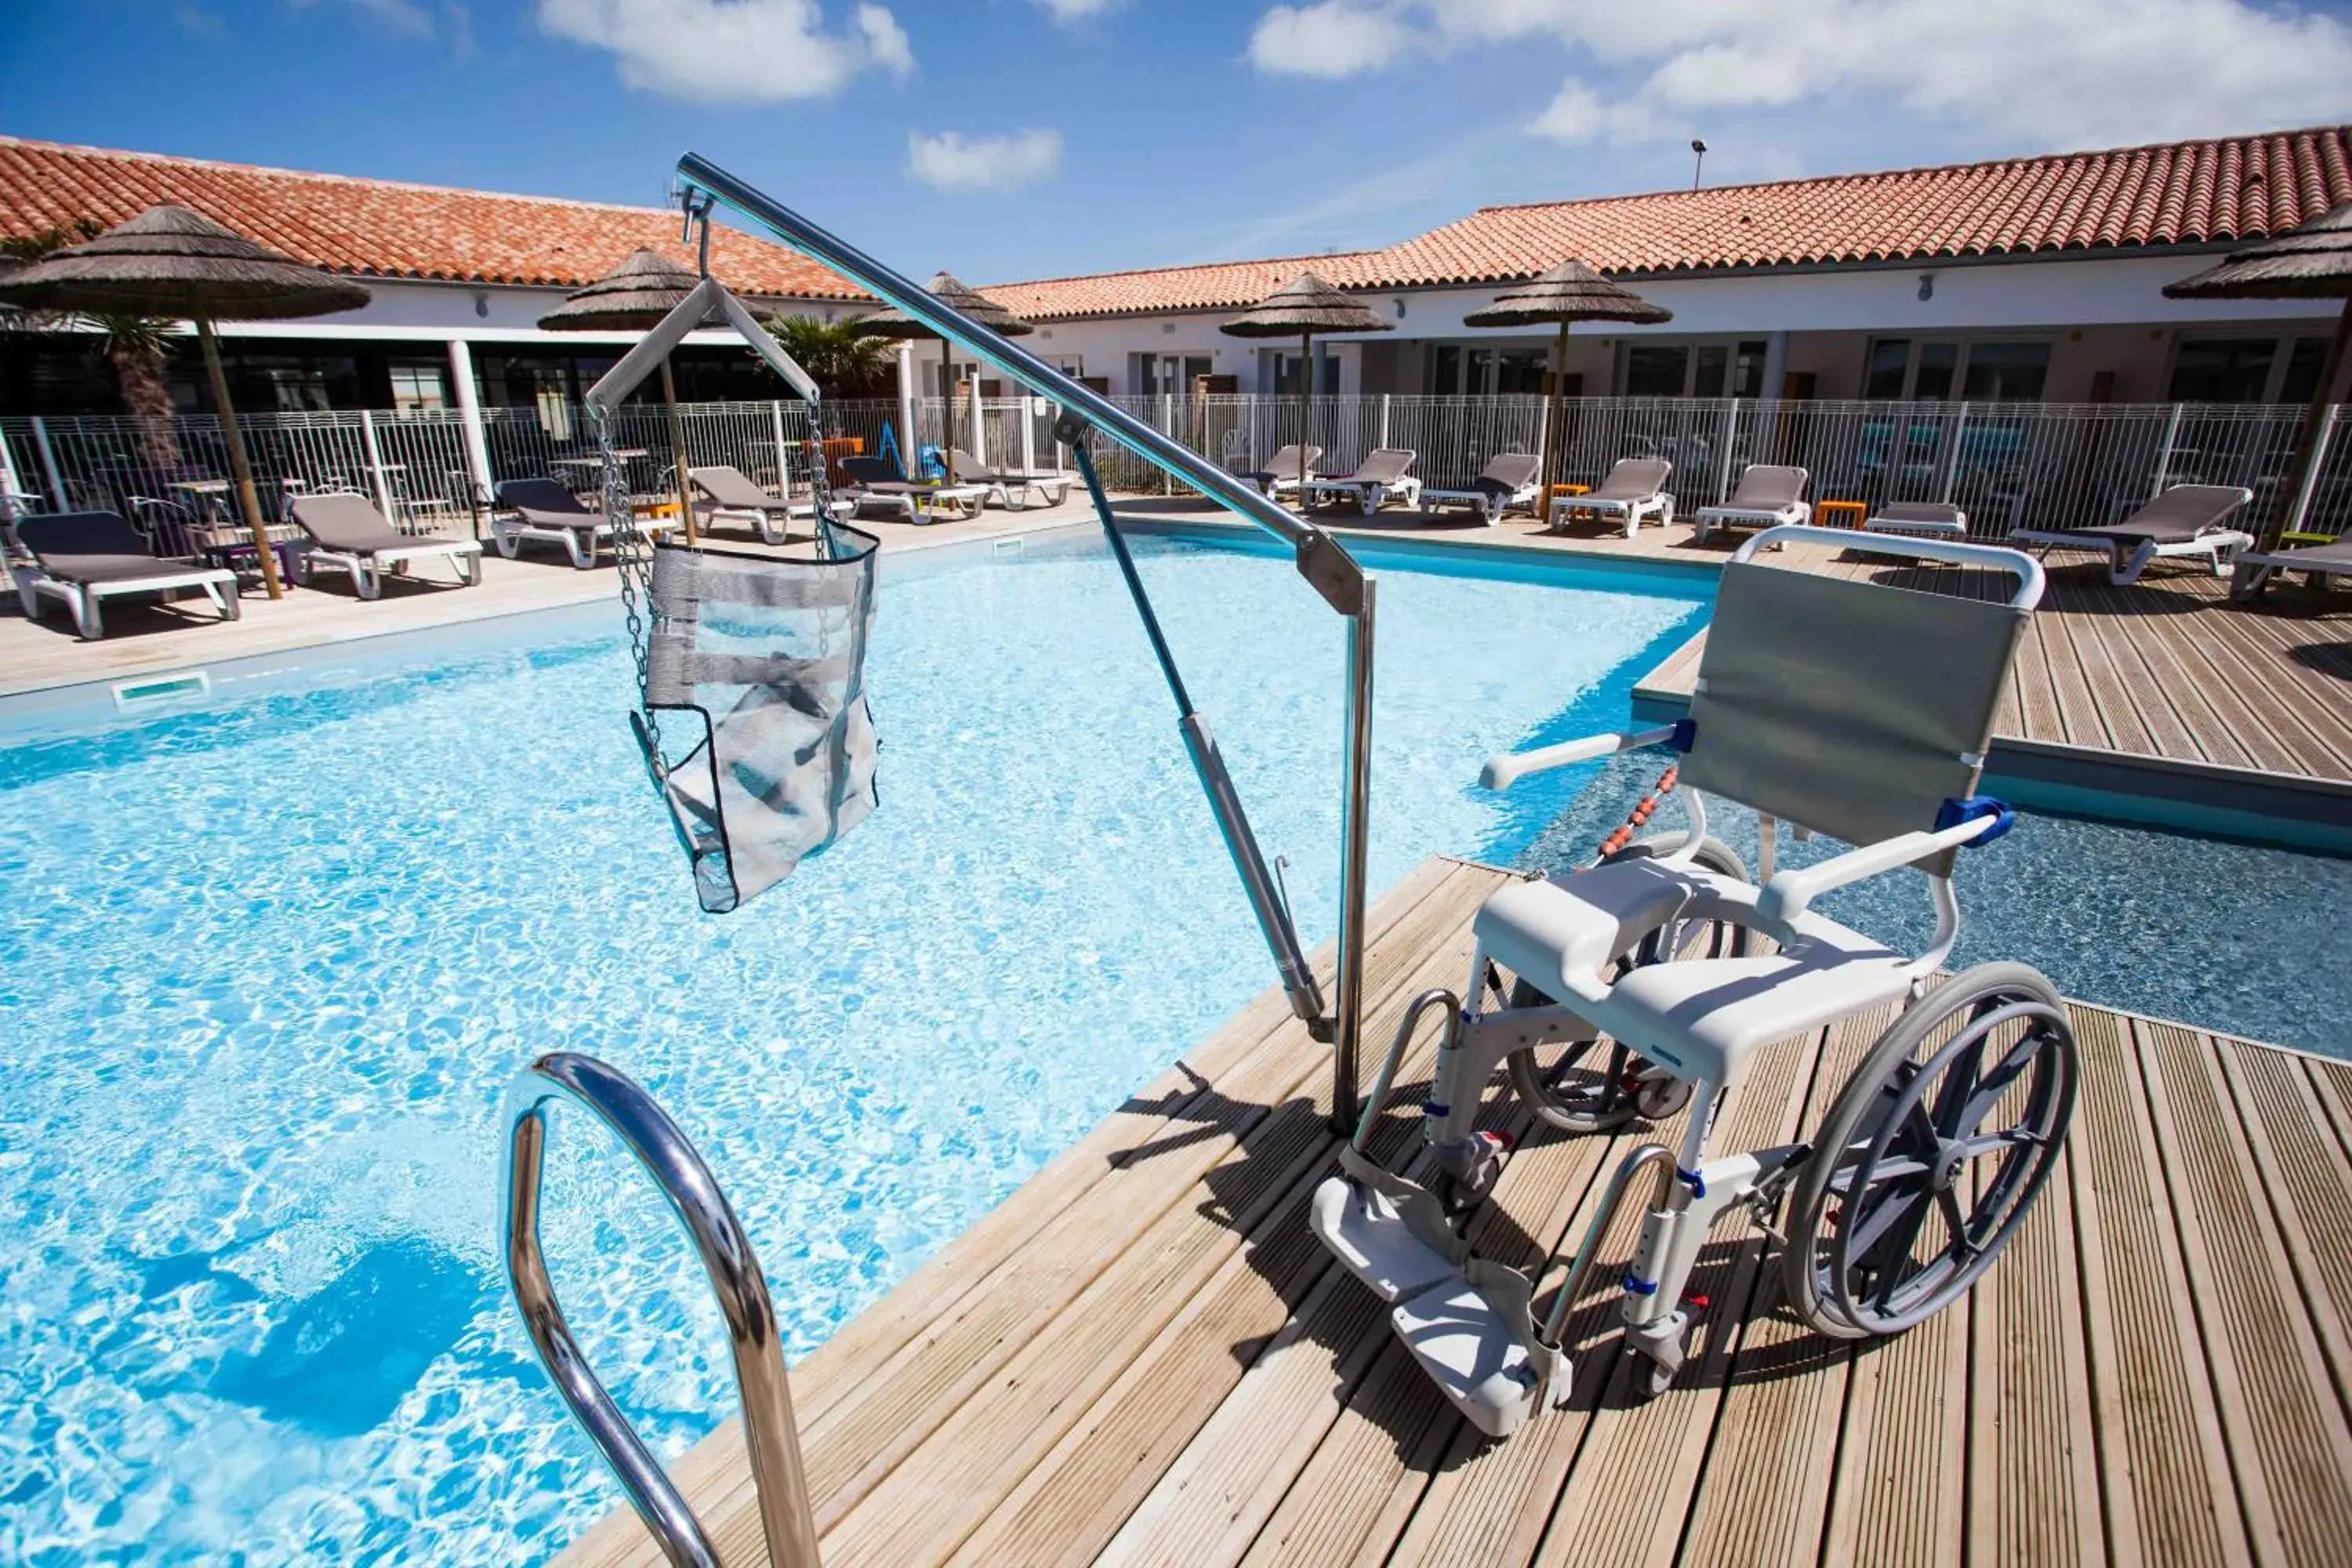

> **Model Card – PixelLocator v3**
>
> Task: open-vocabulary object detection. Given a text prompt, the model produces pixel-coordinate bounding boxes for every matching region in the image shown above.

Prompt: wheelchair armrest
[1754,814,2001,928]
[1480,721,1686,790]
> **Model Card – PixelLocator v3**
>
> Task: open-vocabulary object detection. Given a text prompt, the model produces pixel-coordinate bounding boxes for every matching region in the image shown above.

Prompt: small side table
[1546,482,1594,526]
[1816,499,1867,531]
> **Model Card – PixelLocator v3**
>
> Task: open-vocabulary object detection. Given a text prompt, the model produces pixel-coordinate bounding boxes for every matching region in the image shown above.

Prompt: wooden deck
[557,856,2352,1568]
[1628,532,2352,792]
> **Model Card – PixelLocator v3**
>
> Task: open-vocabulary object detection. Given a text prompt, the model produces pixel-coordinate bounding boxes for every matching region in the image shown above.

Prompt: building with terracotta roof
[987,123,2352,408]
[0,136,866,419]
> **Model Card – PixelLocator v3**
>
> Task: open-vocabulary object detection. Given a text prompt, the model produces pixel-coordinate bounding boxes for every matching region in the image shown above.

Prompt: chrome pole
[503,1052,821,1568]
[670,153,1377,1111]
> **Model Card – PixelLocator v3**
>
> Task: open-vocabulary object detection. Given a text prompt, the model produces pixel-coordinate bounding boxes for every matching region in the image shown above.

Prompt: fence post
[359,408,399,522]
[1021,398,1038,474]
[2151,403,2185,502]
[447,339,495,501]
[28,416,64,510]
[1940,402,1969,503]
[768,397,793,494]
[1162,393,1176,495]
[2288,403,2339,536]
[1716,401,1739,506]
[0,425,27,517]
[895,345,916,470]
[1378,393,1392,450]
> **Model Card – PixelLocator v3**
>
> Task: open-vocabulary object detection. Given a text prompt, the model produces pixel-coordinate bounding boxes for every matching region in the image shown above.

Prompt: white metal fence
[5,394,2346,543]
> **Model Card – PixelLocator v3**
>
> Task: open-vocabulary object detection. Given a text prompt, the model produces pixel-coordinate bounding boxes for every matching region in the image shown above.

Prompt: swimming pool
[0,530,1708,1563]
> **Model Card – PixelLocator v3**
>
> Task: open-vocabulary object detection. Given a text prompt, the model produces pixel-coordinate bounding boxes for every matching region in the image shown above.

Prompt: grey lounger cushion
[1247,445,1323,485]
[495,477,604,528]
[16,511,188,583]
[1719,465,1808,510]
[1472,452,1541,498]
[689,464,793,511]
[2067,485,2252,546]
[1586,458,1673,503]
[2250,538,2352,571]
[1328,448,1416,487]
[290,493,426,554]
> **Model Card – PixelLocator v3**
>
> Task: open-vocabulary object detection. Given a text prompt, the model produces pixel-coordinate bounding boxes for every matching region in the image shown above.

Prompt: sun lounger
[1549,457,1675,538]
[832,456,988,524]
[491,477,677,568]
[1305,448,1422,516]
[7,509,240,640]
[2230,535,2352,599]
[1243,445,1323,502]
[287,492,481,599]
[1693,464,1812,542]
[1421,452,1542,524]
[688,464,810,545]
[946,449,1073,511]
[1864,501,1969,537]
[2013,484,2253,586]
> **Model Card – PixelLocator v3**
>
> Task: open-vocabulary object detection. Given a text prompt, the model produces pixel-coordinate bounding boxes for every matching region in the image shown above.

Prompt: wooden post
[447,339,495,532]
[2265,296,2352,547]
[360,408,398,524]
[1299,329,1312,495]
[659,355,699,546]
[768,397,793,496]
[28,415,64,509]
[198,318,284,599]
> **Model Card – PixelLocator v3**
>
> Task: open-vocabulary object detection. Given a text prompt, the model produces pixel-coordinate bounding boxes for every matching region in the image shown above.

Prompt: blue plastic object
[1936,794,2015,846]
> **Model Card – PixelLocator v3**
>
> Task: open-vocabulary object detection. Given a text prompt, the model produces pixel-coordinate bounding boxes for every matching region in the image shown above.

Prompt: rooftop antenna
[1690,140,1708,191]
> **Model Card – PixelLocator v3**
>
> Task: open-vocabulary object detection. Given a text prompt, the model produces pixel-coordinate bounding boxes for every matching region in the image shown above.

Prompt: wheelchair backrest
[1680,557,2027,864]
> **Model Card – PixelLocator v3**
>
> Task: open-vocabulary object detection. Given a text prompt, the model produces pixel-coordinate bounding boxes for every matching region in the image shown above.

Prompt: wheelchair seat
[1475,855,1910,1088]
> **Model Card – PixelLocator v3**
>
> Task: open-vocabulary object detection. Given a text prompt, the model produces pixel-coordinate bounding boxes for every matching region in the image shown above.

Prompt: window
[1864,339,1911,398]
[2169,338,2276,402]
[1625,344,1689,397]
[1430,344,1461,395]
[1960,341,2050,402]
[1730,339,1768,398]
[1496,348,1546,395]
[2281,336,2332,405]
[1693,345,1730,398]
[1272,350,1334,394]
[388,361,448,412]
[1913,343,1958,400]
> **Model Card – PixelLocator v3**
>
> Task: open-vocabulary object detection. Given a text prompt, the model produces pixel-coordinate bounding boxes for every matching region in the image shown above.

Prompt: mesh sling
[589,266,881,913]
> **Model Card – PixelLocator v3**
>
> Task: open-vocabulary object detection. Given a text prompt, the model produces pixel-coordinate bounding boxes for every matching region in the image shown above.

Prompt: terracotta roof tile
[994,123,2352,321]
[0,136,864,301]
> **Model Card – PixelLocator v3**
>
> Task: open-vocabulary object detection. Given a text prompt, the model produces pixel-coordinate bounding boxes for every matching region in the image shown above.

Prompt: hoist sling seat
[640,535,880,913]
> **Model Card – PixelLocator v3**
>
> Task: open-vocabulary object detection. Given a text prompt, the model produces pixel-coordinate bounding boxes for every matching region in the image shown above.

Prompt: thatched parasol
[1464,260,1670,519]
[857,274,1032,485]
[2165,201,2352,546]
[539,249,714,545]
[0,202,369,598]
[1220,274,1392,497]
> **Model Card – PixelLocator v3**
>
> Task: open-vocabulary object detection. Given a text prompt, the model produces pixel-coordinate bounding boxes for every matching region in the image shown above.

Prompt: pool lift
[503,155,1387,1567]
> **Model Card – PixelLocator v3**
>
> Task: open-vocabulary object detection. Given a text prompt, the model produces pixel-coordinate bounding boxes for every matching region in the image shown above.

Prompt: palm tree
[2,220,182,468]
[766,314,895,397]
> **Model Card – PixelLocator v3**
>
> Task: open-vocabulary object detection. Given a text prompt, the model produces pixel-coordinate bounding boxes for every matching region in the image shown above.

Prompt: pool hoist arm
[673,154,1379,1121]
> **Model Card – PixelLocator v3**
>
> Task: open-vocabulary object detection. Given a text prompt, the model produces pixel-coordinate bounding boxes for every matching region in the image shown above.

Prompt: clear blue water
[0,531,1707,1563]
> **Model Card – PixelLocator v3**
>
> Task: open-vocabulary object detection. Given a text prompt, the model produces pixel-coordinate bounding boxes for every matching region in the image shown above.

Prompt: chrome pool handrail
[503,1051,821,1568]
[674,153,1380,1127]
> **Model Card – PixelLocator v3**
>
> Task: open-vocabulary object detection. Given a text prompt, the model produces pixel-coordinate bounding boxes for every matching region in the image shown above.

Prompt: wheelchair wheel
[1504,835,1748,1134]
[1781,963,2078,1339]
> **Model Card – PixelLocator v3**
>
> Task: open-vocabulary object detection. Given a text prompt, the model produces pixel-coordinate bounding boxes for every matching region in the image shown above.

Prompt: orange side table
[1547,482,1594,525]
[1816,499,1867,531]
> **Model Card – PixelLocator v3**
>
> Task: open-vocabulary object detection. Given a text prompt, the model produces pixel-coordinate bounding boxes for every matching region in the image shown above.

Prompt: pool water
[0,531,1706,1563]
[1526,750,2352,1060]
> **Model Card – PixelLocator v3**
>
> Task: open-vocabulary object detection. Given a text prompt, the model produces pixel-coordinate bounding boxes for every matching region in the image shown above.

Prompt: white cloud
[537,0,914,103]
[1247,2,1413,78]
[1034,0,1120,20]
[906,129,1065,192]
[1250,0,2352,151]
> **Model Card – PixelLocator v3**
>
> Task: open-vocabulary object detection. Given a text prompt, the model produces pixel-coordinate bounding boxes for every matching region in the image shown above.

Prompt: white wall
[206,277,857,350]
[1011,252,2339,397]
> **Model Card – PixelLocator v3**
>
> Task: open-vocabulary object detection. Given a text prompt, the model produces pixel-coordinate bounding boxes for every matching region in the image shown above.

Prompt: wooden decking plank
[2061,1004,2247,1566]
[2153,596,2348,779]
[1092,1070,1613,1568]
[2077,583,2259,770]
[1965,1142,2102,1568]
[2009,597,2066,746]
[2122,599,2307,775]
[811,872,1502,1564]
[2071,579,2205,763]
[1671,1004,1894,1568]
[2135,1017,2352,1568]
[2048,596,2150,753]
[1819,1297,1969,1568]
[2216,1040,2352,1417]
[1512,1025,1832,1568]
[2034,599,2108,750]
[2189,604,2352,775]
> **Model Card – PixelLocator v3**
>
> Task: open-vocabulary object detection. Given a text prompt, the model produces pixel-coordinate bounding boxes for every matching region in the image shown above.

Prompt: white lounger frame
[492,510,680,568]
[2232,543,2352,598]
[1693,499,1811,542]
[295,536,483,599]
[9,557,241,641]
[1551,489,1674,539]
[985,473,1072,511]
[840,484,991,524]
[1312,524,2046,1439]
[1305,474,1424,516]
[1423,479,1541,525]
[2012,523,2252,586]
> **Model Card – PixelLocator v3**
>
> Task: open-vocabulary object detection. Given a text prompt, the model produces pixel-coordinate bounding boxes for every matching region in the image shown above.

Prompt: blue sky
[5,0,2351,286]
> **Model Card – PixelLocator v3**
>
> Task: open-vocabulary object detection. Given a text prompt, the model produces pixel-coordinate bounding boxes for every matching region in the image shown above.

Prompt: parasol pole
[941,330,957,485]
[1299,328,1312,495]
[197,318,284,600]
[659,354,700,546]
[1544,318,1570,517]
[2268,296,2352,547]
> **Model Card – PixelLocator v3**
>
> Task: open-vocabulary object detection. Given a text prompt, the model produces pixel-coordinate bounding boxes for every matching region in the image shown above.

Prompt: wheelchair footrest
[1392,1276,1545,1439]
[1309,1174,1456,1303]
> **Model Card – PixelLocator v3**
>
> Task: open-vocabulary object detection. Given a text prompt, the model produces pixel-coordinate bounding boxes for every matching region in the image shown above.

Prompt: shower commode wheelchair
[1311,525,2079,1438]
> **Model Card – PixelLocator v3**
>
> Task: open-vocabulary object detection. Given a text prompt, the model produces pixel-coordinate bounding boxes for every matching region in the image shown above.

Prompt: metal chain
[600,395,666,777]
[803,391,837,558]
